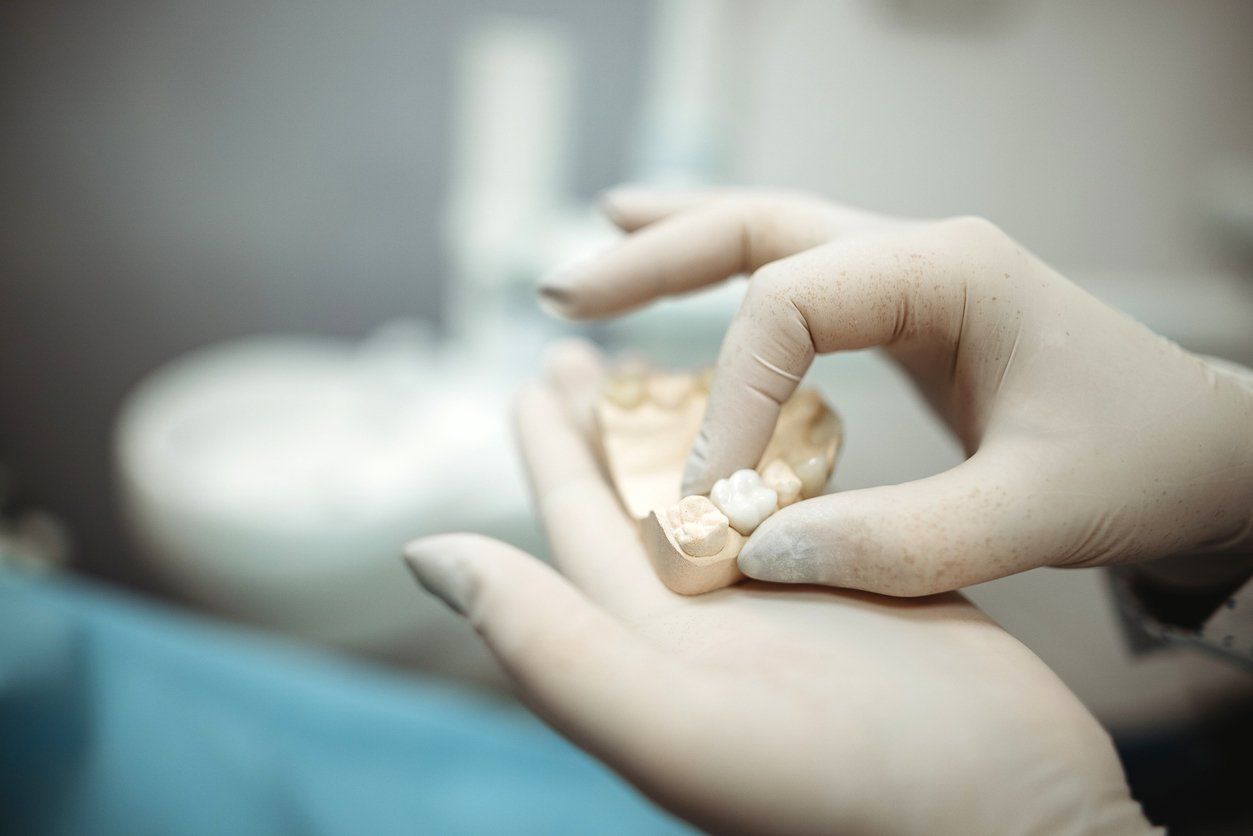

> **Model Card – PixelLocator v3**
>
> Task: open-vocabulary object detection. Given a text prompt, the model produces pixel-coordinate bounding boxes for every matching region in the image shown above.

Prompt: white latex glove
[538,188,1253,596]
[404,342,1154,835]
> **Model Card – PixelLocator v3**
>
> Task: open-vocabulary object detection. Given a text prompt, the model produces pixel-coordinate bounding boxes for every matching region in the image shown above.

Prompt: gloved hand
[404,342,1154,835]
[538,188,1253,596]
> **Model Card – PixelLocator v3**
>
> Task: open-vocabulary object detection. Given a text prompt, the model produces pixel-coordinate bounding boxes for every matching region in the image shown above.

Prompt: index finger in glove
[682,218,991,495]
[538,192,861,320]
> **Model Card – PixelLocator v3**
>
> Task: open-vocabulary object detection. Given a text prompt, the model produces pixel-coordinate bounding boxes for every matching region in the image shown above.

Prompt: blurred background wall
[727,0,1253,276]
[0,0,650,586]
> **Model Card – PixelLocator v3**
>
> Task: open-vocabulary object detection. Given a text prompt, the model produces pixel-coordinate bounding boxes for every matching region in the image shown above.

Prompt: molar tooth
[710,469,778,535]
[603,374,646,409]
[762,459,802,508]
[791,455,828,499]
[665,495,729,557]
[647,373,693,409]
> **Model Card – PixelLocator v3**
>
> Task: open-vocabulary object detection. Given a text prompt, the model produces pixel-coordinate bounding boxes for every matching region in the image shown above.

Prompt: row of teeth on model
[667,457,828,558]
[603,369,712,410]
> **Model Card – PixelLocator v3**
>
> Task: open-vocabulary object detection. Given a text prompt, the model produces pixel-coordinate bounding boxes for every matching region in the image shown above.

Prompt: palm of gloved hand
[539,189,1253,595]
[404,343,1150,836]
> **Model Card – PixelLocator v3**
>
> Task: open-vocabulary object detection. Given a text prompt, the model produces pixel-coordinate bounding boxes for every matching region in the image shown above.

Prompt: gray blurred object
[1201,157,1253,263]
[0,463,71,573]
[0,0,649,588]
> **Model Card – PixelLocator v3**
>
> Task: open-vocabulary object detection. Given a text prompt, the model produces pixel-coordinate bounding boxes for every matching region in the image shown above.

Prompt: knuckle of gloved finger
[930,215,1027,292]
[933,214,1005,243]
[932,215,1018,267]
[747,260,797,303]
[743,264,815,343]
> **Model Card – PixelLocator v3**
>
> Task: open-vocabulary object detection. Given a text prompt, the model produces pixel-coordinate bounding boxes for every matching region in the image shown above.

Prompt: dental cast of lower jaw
[670,457,828,557]
[602,365,835,560]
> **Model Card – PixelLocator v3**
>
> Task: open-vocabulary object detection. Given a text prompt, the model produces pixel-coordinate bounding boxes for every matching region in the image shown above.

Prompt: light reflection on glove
[404,342,1155,836]
[538,188,1253,597]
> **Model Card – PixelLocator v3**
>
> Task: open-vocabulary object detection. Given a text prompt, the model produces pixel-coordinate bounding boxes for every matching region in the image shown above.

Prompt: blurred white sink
[115,328,543,689]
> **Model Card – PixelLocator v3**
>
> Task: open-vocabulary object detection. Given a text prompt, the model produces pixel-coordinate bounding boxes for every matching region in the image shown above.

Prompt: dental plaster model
[595,366,842,595]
